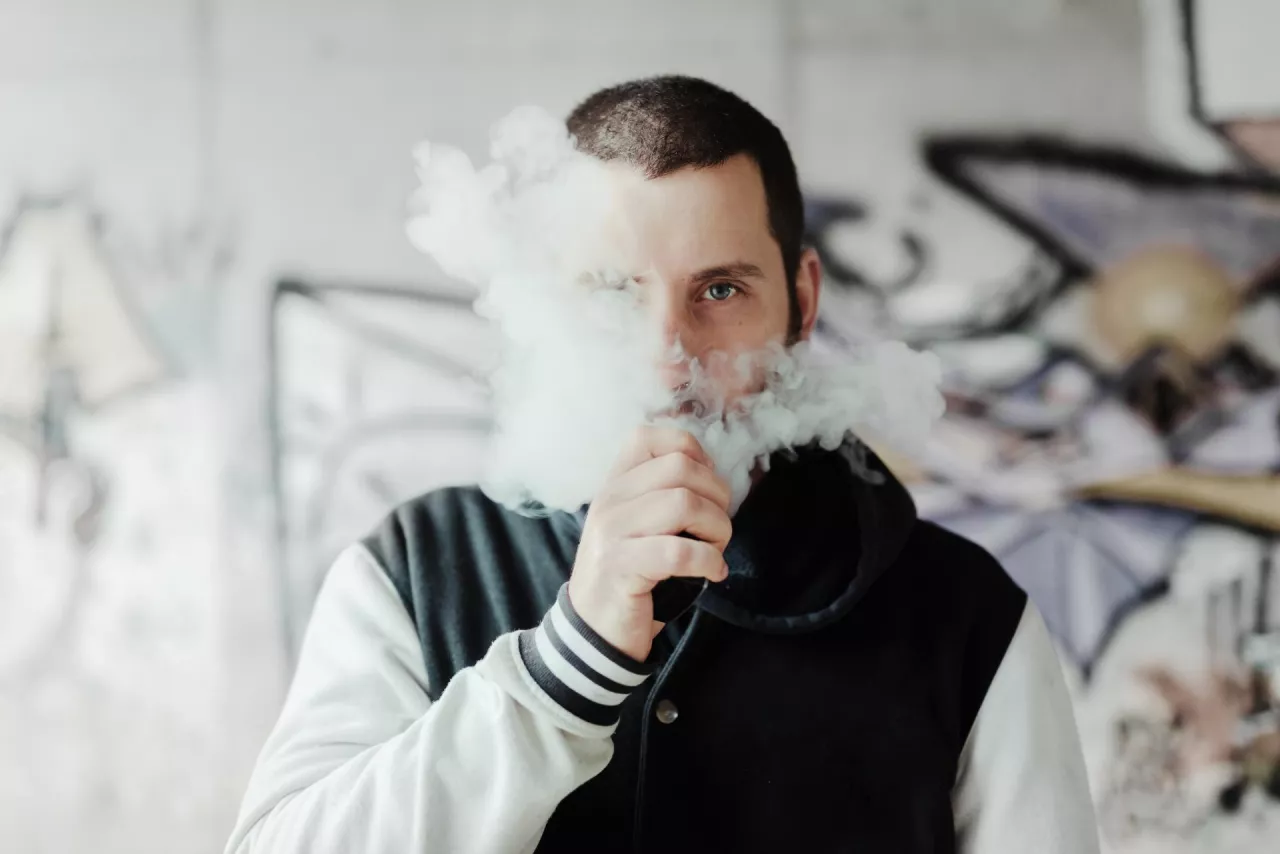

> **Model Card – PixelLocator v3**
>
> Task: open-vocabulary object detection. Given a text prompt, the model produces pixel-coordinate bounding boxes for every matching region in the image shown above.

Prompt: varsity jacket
[226,444,1099,853]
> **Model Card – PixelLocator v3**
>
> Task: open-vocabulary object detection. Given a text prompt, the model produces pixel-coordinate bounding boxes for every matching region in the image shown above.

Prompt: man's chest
[541,614,963,854]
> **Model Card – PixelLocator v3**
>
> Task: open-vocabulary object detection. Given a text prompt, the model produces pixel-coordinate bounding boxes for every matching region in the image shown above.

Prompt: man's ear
[794,247,823,342]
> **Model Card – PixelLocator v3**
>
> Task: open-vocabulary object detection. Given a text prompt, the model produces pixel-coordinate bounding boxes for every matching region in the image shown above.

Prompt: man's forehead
[592,153,774,277]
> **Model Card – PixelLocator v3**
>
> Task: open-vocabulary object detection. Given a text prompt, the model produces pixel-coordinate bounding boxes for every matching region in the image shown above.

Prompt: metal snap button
[655,698,679,724]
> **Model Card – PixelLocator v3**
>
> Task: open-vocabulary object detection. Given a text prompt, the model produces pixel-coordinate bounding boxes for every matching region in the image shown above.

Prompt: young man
[226,76,1099,853]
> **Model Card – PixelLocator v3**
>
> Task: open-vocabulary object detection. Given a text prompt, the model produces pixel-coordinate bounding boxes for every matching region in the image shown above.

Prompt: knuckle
[670,451,698,480]
[663,537,692,568]
[672,487,698,515]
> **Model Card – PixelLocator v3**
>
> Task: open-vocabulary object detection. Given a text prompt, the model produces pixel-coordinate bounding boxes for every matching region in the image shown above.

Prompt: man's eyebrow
[688,262,765,284]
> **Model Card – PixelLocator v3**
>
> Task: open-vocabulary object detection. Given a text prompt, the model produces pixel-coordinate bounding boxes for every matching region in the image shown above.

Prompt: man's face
[597,153,821,406]
[408,109,939,514]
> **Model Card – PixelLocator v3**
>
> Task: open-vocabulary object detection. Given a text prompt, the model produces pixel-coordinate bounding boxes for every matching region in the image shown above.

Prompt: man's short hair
[566,75,805,342]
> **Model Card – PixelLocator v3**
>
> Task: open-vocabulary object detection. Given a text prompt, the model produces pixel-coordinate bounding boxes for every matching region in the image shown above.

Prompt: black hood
[555,441,918,635]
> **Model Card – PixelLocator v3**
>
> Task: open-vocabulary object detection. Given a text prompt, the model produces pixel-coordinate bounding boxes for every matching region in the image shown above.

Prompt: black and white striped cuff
[518,584,652,727]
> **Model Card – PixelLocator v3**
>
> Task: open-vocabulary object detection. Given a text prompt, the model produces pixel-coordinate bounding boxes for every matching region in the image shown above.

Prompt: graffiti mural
[0,196,232,852]
[803,133,1280,848]
[0,198,168,679]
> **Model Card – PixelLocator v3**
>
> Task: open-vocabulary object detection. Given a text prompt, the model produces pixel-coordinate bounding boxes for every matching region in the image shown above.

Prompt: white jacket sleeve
[225,544,646,854]
[953,601,1101,854]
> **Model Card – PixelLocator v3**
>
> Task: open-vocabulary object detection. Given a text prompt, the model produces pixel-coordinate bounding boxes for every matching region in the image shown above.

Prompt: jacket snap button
[655,699,679,724]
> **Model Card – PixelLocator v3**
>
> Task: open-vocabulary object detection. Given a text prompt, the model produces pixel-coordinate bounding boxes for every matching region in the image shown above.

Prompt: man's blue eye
[706,282,739,301]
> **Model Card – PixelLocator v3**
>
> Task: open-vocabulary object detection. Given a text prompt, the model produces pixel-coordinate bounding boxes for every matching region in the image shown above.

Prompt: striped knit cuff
[517,584,652,727]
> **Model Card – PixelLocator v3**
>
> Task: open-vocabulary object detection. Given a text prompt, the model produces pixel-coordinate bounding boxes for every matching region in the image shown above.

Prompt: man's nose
[658,349,692,393]
[649,293,693,391]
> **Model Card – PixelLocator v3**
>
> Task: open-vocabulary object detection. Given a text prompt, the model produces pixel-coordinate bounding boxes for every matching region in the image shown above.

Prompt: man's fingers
[605,488,732,552]
[616,536,728,588]
[604,450,732,512]
[608,425,713,478]
[570,426,724,662]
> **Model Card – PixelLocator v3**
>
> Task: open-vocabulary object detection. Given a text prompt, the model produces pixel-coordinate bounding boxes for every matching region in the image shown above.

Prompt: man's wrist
[517,584,652,727]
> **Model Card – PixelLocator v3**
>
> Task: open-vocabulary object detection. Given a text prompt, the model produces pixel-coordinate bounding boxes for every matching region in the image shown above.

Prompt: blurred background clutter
[1,0,1278,851]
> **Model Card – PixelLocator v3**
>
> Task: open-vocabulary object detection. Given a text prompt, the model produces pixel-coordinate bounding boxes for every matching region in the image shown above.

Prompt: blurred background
[1,0,1277,851]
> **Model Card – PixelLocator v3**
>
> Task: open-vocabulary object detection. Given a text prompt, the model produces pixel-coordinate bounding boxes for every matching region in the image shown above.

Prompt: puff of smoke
[658,339,945,512]
[408,106,672,512]
[407,105,945,516]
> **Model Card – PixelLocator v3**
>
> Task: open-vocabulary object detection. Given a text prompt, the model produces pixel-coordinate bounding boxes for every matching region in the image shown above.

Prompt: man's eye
[704,282,740,302]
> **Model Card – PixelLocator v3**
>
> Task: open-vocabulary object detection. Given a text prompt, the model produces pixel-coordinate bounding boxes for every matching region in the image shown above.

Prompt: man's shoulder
[894,517,1030,665]
[904,517,1026,607]
[350,485,571,702]
[897,519,1033,738]
[358,484,534,571]
[356,483,572,611]
[373,483,507,527]
[355,485,464,573]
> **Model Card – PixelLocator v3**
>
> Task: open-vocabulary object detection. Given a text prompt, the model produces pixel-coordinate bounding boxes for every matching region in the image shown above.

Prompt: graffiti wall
[1,1,1276,852]
[0,197,231,851]
[842,136,1280,845]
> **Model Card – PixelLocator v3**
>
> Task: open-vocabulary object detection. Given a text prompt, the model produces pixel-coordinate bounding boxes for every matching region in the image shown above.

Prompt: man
[226,76,1099,853]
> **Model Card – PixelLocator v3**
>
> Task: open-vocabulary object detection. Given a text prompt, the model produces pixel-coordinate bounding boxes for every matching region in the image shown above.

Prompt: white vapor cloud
[407,105,944,515]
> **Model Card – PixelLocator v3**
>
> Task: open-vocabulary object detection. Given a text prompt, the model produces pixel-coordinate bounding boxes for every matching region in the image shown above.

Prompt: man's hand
[568,426,732,662]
